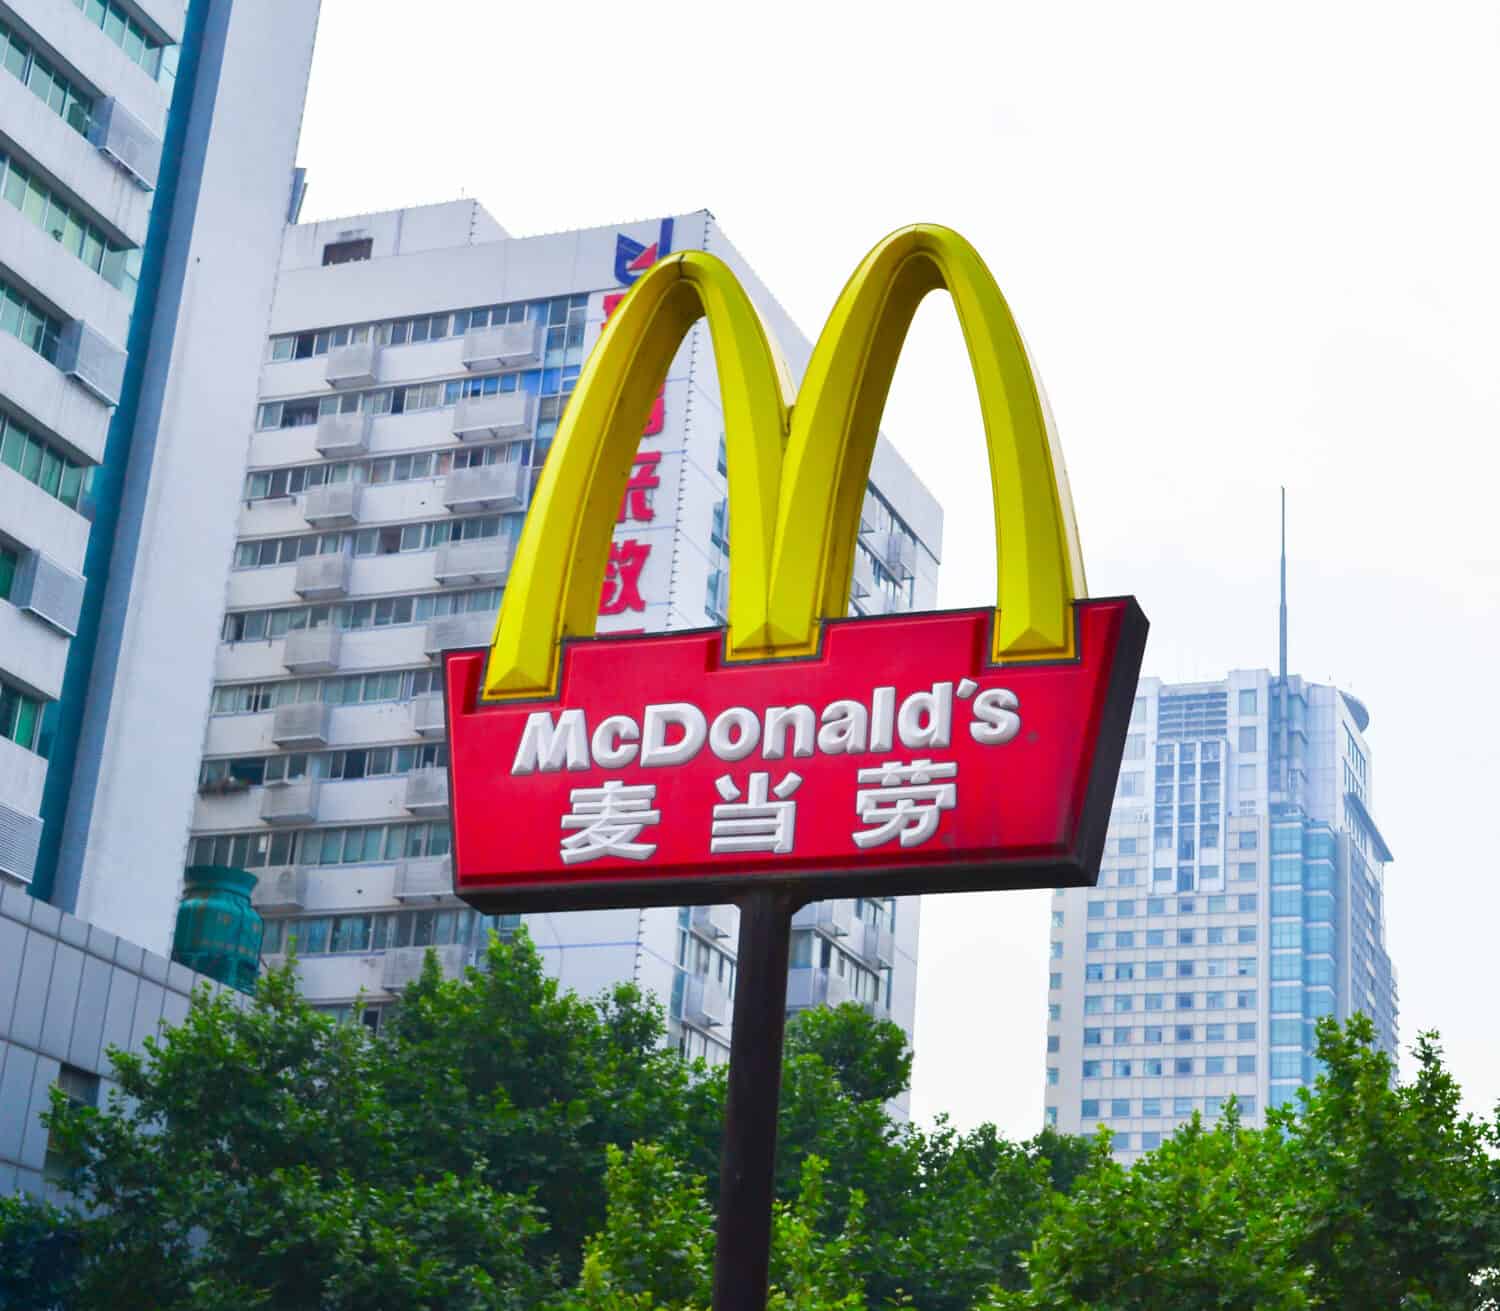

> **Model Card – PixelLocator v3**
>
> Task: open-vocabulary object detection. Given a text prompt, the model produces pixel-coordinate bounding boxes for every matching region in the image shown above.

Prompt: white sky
[297,0,1500,1135]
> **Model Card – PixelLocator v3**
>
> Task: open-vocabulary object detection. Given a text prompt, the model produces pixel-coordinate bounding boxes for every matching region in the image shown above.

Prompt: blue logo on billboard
[614,218,675,285]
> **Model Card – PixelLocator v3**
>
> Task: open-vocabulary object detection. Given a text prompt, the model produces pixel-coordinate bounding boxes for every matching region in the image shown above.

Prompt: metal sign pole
[710,889,798,1311]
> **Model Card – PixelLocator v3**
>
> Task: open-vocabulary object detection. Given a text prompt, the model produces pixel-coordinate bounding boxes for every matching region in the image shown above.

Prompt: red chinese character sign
[445,599,1143,911]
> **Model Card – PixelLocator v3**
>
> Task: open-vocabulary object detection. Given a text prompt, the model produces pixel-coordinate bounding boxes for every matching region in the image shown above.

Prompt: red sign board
[444,598,1146,912]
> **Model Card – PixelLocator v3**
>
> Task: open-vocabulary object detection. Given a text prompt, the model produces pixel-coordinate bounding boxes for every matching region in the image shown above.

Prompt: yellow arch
[768,224,1086,661]
[482,252,789,697]
[481,225,1087,700]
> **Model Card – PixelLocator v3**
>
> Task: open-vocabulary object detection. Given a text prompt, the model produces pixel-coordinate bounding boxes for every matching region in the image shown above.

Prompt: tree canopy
[4,931,1496,1310]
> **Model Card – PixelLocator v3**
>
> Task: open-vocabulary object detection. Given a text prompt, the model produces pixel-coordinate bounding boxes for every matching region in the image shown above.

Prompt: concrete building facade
[185,204,942,1082]
[0,0,320,955]
[1045,669,1398,1158]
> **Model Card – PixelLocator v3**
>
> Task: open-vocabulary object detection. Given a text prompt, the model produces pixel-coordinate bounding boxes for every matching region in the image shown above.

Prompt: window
[1205,991,1225,1010]
[1111,1098,1131,1117]
[1142,1130,1161,1149]
[1174,1058,1194,1075]
[1142,1097,1161,1116]
[1144,993,1163,1010]
[1046,1067,1058,1085]
[1087,901,1105,918]
[1205,1023,1225,1041]
[1048,972,1062,990]
[1176,994,1195,1010]
[1046,1035,1059,1053]
[0,679,44,752]
[1177,960,1195,977]
[323,237,373,265]
[1114,995,1134,1013]
[1238,926,1257,944]
[1146,930,1165,947]
[1083,1029,1101,1046]
[1236,990,1257,1009]
[1144,1026,1162,1043]
[1086,963,1104,981]
[1235,863,1257,883]
[1045,1106,1058,1127]
[1147,897,1166,914]
[1114,963,1135,981]
[1086,933,1106,949]
[1238,763,1257,792]
[1238,892,1258,911]
[0,545,15,600]
[1177,929,1196,945]
[1143,1058,1164,1075]
[1113,1027,1132,1044]
[1238,1022,1257,1041]
[1124,733,1145,759]
[1175,1024,1194,1041]
[0,274,63,362]
[1205,1057,1225,1075]
[1236,1055,1256,1074]
[1051,910,1064,927]
[1082,1060,1101,1077]
[1238,830,1259,850]
[1117,900,1135,918]
[1084,996,1103,1014]
[1050,941,1063,959]
[1239,725,1257,751]
[44,1065,100,1182]
[1081,1099,1099,1118]
[1119,837,1137,855]
[0,15,94,134]
[69,0,173,80]
[0,150,140,292]
[1115,931,1135,948]
[1207,927,1226,945]
[1048,1003,1061,1020]
[1114,1133,1132,1150]
[1237,958,1257,977]
[1146,961,1164,979]
[1238,689,1257,714]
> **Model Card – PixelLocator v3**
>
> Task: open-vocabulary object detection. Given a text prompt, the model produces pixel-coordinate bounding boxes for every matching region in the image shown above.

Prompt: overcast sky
[297,0,1500,1135]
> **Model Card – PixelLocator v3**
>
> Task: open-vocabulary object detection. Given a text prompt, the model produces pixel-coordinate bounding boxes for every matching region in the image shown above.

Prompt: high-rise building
[184,203,942,1089]
[1045,662,1398,1157]
[0,0,319,1198]
[0,0,320,941]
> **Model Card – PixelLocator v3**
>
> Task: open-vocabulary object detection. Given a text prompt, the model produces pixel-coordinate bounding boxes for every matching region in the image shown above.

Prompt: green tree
[0,1193,83,1311]
[1274,1015,1500,1310]
[784,1003,912,1105]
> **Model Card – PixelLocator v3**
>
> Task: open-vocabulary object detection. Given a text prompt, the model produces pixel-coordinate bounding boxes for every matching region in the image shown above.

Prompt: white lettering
[969,687,1021,744]
[709,706,762,762]
[763,705,816,760]
[870,687,896,752]
[641,702,708,767]
[513,709,590,775]
[897,681,954,749]
[817,699,869,754]
[590,714,640,769]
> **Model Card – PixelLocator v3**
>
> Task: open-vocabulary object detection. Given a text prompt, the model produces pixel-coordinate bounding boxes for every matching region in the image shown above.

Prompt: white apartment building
[1046,670,1398,1158]
[185,203,943,1081]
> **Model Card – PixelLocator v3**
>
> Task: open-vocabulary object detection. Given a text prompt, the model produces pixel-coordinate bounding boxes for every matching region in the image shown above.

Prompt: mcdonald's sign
[443,225,1147,912]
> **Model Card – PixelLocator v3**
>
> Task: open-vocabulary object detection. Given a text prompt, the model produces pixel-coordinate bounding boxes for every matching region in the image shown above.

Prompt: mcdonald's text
[444,599,1146,911]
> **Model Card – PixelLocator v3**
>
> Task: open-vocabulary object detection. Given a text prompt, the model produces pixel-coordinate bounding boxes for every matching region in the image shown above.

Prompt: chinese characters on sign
[557,760,967,866]
[596,293,668,623]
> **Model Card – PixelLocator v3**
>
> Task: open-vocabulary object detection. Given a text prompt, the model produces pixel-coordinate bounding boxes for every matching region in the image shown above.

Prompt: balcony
[433,538,509,585]
[283,626,341,673]
[452,390,534,441]
[250,867,308,912]
[683,974,730,1028]
[382,944,466,991]
[270,701,332,748]
[325,339,381,389]
[314,411,371,458]
[392,855,454,902]
[785,966,852,1011]
[869,530,916,580]
[9,549,84,636]
[861,997,892,1025]
[302,482,363,526]
[442,464,524,512]
[462,320,543,371]
[853,918,894,969]
[88,97,160,189]
[424,613,493,658]
[57,319,126,407]
[691,904,735,942]
[293,552,351,599]
[851,550,880,612]
[403,766,449,815]
[792,899,853,938]
[260,780,320,825]
[410,691,446,737]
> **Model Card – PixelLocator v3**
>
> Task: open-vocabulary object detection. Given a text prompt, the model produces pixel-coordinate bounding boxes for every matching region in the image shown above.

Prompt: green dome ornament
[171,866,264,994]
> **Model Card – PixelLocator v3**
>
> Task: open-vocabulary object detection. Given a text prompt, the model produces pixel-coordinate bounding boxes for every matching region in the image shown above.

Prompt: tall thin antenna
[1279,486,1288,682]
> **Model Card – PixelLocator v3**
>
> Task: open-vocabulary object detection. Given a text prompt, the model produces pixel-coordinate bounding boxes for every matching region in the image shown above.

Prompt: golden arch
[482,224,1086,701]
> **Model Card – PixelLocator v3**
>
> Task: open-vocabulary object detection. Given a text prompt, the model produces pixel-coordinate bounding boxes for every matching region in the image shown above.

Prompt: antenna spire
[1279,487,1288,682]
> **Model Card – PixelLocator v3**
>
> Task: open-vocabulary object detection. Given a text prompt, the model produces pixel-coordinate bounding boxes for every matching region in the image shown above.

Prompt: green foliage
[0,1193,82,1310]
[15,931,1498,1311]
